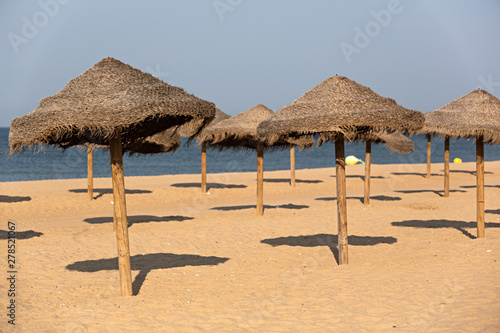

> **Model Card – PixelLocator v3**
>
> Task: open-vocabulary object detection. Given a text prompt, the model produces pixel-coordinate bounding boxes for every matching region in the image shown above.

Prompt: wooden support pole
[201,142,207,193]
[426,134,431,178]
[364,141,371,205]
[477,136,485,238]
[335,134,348,264]
[444,136,450,197]
[112,191,117,232]
[290,144,296,187]
[257,143,264,216]
[109,132,133,297]
[87,146,93,201]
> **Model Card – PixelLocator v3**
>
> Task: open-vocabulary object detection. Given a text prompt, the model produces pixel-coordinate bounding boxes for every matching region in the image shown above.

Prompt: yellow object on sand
[454,158,462,163]
[346,155,364,165]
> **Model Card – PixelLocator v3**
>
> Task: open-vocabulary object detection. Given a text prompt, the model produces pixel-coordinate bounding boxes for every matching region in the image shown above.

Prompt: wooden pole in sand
[257,143,264,216]
[364,141,371,205]
[87,145,93,201]
[335,134,348,264]
[476,136,485,238]
[444,136,450,197]
[426,134,431,178]
[290,144,296,187]
[201,142,207,193]
[109,132,133,297]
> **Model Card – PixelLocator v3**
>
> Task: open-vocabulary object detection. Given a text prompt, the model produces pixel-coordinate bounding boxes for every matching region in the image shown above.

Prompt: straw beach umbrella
[318,131,414,205]
[86,144,95,200]
[422,89,500,238]
[197,108,231,193]
[410,123,434,179]
[257,75,424,264]
[200,104,313,215]
[85,129,181,201]
[420,112,462,197]
[9,57,216,296]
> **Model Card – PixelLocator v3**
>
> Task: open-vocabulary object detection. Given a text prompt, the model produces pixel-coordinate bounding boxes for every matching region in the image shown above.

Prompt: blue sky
[1,0,499,127]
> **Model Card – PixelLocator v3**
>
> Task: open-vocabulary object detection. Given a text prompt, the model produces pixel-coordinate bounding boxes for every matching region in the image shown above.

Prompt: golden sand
[1,161,499,332]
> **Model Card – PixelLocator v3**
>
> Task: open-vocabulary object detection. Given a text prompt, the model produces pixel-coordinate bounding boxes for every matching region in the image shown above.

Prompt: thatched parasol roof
[9,57,216,153]
[257,75,424,144]
[318,131,414,155]
[126,128,181,155]
[207,108,231,127]
[201,104,314,150]
[418,89,500,143]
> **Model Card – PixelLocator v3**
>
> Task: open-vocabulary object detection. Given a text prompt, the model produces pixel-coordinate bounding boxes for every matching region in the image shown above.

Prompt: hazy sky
[1,0,499,127]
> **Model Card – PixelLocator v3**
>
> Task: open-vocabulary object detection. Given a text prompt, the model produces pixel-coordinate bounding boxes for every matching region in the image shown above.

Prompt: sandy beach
[1,161,499,332]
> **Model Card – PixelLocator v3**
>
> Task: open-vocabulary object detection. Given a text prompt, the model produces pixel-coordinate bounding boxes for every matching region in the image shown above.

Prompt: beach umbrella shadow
[342,175,386,181]
[171,182,247,190]
[447,169,493,175]
[0,195,31,203]
[315,195,401,203]
[264,178,323,184]
[211,203,309,212]
[485,209,500,215]
[391,219,500,239]
[0,230,43,240]
[69,188,152,200]
[84,215,193,227]
[261,233,397,265]
[394,189,466,197]
[66,253,229,295]
[460,185,499,189]
[391,172,441,178]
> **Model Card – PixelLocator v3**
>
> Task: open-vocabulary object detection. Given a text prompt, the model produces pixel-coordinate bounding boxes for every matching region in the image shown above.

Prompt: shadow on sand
[66,253,229,295]
[391,172,442,178]
[347,175,385,180]
[211,203,309,212]
[447,169,493,175]
[0,230,43,240]
[84,215,193,227]
[315,195,401,203]
[391,219,500,239]
[394,189,466,197]
[171,182,247,190]
[69,188,152,200]
[261,233,397,265]
[264,178,323,184]
[0,195,31,203]
[460,185,499,189]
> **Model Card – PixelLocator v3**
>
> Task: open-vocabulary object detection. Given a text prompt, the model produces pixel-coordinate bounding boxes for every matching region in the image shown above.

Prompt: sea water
[0,127,498,182]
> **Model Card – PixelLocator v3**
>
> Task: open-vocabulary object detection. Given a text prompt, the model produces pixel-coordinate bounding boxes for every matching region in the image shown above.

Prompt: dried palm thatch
[177,108,231,147]
[204,108,231,129]
[418,89,500,143]
[9,57,216,153]
[318,131,414,155]
[177,108,230,140]
[85,128,181,156]
[257,75,424,144]
[127,128,181,155]
[201,104,314,151]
